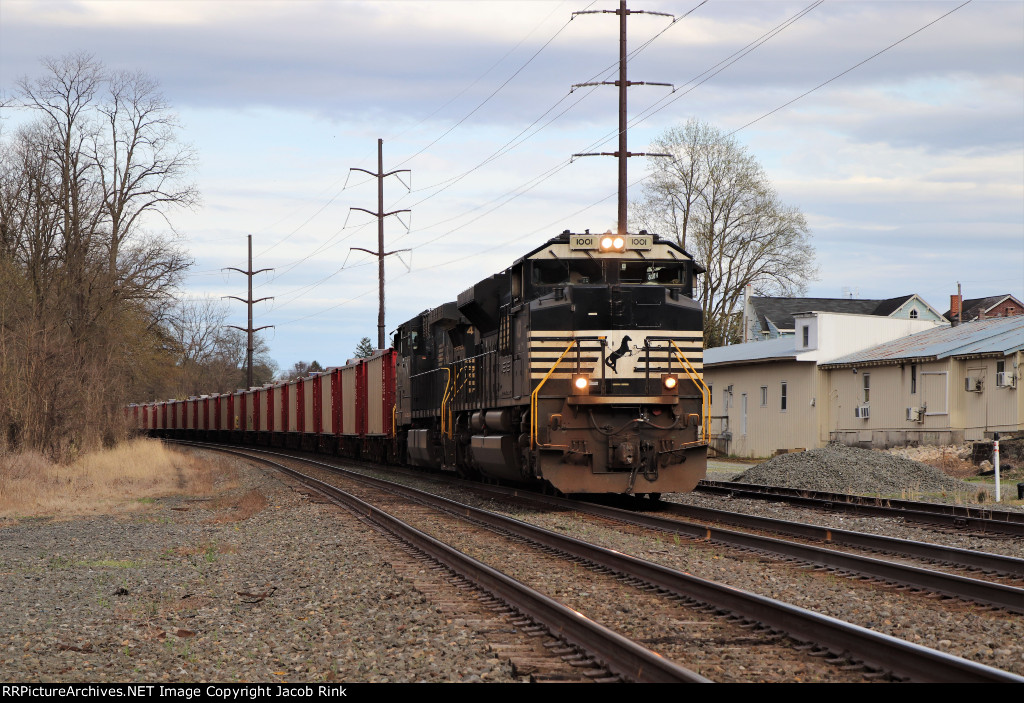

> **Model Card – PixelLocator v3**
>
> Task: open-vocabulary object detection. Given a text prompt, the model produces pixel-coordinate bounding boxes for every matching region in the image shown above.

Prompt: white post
[993,433,1001,502]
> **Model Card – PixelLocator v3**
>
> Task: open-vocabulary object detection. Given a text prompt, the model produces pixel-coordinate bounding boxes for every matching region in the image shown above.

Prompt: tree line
[0,53,275,460]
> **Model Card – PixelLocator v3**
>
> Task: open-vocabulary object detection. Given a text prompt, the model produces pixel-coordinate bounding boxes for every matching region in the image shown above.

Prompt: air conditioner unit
[964,377,983,392]
[855,405,870,419]
[996,372,1016,388]
[906,406,924,422]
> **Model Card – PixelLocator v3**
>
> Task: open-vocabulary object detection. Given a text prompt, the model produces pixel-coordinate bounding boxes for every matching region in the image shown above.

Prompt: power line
[384,0,577,146]
[262,1,977,327]
[245,8,576,264]
[725,0,973,137]
[393,1,706,207]
[393,6,588,169]
[255,1,801,312]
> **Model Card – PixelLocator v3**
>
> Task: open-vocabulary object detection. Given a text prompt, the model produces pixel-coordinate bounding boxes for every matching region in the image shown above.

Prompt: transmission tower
[224,234,274,389]
[572,1,673,236]
[350,138,411,350]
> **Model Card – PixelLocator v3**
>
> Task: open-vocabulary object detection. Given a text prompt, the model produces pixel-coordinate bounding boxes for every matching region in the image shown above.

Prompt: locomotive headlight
[661,374,679,392]
[572,375,590,395]
[599,235,626,252]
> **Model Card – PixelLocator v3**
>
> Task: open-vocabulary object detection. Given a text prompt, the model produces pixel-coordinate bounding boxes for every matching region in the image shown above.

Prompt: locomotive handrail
[440,366,453,439]
[530,339,579,449]
[668,340,710,444]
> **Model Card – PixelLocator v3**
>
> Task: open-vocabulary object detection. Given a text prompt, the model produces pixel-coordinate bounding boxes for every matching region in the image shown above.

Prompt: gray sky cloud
[1,0,1021,367]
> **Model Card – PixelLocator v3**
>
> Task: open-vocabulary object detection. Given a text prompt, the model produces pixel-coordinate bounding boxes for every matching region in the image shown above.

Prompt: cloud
[2,0,1020,368]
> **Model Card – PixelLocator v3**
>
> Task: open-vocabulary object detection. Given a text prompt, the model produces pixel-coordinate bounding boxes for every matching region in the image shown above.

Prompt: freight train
[131,229,709,495]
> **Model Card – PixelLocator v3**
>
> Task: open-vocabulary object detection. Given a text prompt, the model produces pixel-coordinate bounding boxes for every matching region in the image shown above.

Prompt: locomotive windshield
[530,259,688,290]
[619,261,689,286]
[531,259,605,286]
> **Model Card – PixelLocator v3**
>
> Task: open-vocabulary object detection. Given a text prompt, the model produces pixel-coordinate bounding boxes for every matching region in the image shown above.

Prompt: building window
[997,360,1005,375]
[910,309,918,319]
[760,386,768,407]
[863,373,870,403]
[911,364,917,394]
[802,326,809,347]
[740,393,747,436]
[780,382,787,411]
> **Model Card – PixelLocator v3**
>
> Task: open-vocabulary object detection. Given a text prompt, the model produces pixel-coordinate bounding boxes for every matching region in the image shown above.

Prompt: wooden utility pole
[350,139,410,350]
[225,234,274,389]
[571,1,673,236]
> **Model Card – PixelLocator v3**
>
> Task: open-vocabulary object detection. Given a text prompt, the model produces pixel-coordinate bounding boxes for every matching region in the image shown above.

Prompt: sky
[1,0,1022,373]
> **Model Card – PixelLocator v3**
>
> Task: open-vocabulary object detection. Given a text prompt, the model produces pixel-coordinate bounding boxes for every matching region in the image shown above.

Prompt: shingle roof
[872,295,917,317]
[943,295,1022,321]
[750,295,916,332]
[822,316,1024,367]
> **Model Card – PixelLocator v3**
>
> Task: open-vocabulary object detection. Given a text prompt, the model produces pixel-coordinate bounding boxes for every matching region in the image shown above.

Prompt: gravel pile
[731,442,977,494]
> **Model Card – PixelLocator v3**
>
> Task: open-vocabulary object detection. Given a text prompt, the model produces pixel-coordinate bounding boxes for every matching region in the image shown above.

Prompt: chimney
[950,293,961,327]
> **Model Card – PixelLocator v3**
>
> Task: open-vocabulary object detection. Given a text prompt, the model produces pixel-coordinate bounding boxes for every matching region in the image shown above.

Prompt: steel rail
[174,441,1024,683]
[696,480,1024,536]
[184,442,709,683]
[462,488,1024,610]
[652,500,1024,579]
[179,440,1024,606]
[322,465,1024,614]
[408,473,1024,581]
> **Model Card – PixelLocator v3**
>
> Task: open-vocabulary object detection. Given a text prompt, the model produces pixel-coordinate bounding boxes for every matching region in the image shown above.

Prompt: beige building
[822,316,1024,446]
[704,311,945,457]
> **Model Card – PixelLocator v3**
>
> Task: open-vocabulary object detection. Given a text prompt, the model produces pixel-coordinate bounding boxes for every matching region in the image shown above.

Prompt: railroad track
[464,485,1024,611]
[171,440,1024,683]
[186,442,708,683]
[190,443,1024,602]
[696,480,1024,537]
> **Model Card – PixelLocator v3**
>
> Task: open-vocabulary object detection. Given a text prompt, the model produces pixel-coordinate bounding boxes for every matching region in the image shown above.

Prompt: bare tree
[279,360,324,381]
[631,119,817,347]
[0,53,195,458]
[94,69,198,275]
[165,299,277,396]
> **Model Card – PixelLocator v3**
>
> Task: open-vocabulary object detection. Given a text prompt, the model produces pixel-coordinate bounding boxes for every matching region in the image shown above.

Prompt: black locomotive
[396,229,708,495]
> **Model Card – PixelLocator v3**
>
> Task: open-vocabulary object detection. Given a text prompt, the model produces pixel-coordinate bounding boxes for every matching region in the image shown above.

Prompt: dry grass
[206,489,268,524]
[0,438,230,520]
[925,452,980,480]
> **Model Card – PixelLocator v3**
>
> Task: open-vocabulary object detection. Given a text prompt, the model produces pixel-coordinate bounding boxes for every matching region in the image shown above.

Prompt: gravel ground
[5,445,1021,683]
[266,452,1024,679]
[0,454,514,683]
[288,462,865,683]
